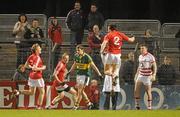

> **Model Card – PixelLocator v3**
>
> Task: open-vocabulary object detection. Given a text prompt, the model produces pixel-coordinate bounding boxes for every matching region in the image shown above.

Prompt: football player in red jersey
[47,53,77,109]
[12,43,46,109]
[100,24,135,110]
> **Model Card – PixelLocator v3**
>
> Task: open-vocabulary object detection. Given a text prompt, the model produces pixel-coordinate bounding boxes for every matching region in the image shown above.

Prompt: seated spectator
[87,25,105,79]
[120,52,135,85]
[12,13,29,39]
[87,80,100,109]
[11,64,28,81]
[157,56,177,85]
[48,17,63,67]
[24,18,44,39]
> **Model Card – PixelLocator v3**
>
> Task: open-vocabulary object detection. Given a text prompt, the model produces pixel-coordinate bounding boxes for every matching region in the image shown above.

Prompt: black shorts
[56,86,71,93]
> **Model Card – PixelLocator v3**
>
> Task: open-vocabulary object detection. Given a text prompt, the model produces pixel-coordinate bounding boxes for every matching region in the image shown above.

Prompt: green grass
[0,110,180,117]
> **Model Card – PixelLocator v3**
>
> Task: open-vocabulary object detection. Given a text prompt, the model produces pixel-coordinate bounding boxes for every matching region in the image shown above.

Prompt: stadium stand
[0,14,50,80]
[0,15,179,84]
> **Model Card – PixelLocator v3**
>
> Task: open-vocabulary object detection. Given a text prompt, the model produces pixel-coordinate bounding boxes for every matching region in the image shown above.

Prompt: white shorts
[136,75,152,86]
[105,53,121,65]
[102,75,120,92]
[76,75,90,86]
[101,53,108,65]
[28,78,45,87]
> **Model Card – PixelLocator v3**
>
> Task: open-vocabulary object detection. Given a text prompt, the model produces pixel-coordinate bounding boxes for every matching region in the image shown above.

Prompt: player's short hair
[139,44,148,48]
[31,43,40,53]
[108,24,117,31]
[62,52,69,59]
[76,44,84,50]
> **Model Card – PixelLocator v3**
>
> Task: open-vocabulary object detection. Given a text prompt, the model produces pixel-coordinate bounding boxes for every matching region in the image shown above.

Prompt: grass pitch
[0,110,179,117]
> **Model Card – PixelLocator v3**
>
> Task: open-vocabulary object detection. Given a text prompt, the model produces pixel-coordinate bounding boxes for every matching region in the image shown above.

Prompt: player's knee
[29,91,35,95]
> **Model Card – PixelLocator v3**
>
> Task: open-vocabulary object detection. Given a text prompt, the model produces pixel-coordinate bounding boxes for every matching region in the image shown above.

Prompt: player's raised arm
[128,36,135,42]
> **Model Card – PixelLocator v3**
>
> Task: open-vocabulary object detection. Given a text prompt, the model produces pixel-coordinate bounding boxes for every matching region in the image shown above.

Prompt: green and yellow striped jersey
[74,53,92,76]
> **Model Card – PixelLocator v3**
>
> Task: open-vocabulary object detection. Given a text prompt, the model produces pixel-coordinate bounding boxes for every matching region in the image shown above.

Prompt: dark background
[0,0,180,23]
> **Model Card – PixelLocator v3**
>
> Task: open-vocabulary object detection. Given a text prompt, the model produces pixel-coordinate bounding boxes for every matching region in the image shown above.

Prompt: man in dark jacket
[157,56,177,85]
[87,3,104,32]
[66,1,85,56]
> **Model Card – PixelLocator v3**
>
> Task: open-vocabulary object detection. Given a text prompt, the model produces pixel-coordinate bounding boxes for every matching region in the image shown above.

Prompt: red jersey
[48,25,63,44]
[53,61,67,87]
[104,30,129,54]
[27,53,44,80]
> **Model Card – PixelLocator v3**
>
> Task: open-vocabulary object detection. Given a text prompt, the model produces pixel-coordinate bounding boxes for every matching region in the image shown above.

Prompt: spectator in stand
[139,29,156,55]
[157,56,177,85]
[12,13,29,39]
[120,52,135,85]
[175,29,180,71]
[87,3,104,32]
[12,14,30,67]
[87,25,105,79]
[48,17,63,67]
[66,1,85,56]
[23,19,44,63]
[87,79,100,109]
[24,18,44,39]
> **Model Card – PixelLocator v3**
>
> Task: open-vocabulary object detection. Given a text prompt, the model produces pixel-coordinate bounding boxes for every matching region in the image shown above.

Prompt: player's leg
[112,92,118,110]
[102,75,112,110]
[134,80,143,110]
[111,62,121,110]
[74,84,83,109]
[12,86,36,97]
[144,77,152,110]
[51,91,65,106]
[145,85,152,110]
[82,90,93,109]
[68,87,78,106]
[37,87,45,109]
[103,92,110,110]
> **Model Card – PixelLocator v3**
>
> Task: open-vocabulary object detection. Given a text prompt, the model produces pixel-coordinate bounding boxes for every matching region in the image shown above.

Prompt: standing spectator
[100,24,135,110]
[157,56,177,85]
[87,3,104,31]
[48,17,63,68]
[12,43,46,109]
[68,44,102,110]
[24,18,44,39]
[66,1,85,55]
[87,25,105,79]
[12,14,30,67]
[121,52,135,85]
[134,44,157,110]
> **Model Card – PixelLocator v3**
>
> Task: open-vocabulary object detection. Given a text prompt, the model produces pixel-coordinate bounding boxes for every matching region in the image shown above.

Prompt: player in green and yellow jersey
[68,44,102,110]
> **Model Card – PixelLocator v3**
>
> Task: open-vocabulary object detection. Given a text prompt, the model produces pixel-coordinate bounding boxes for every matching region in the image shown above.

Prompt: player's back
[106,30,128,54]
